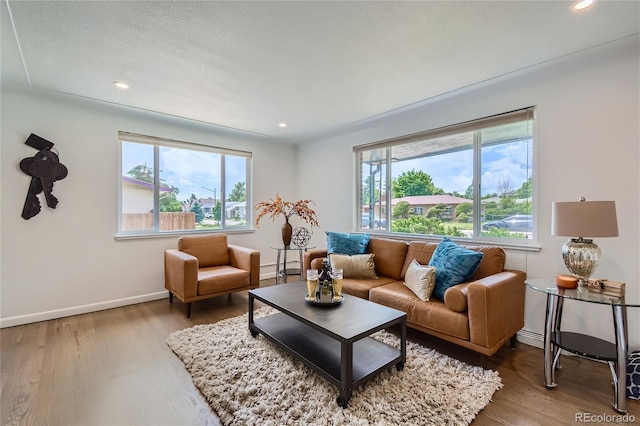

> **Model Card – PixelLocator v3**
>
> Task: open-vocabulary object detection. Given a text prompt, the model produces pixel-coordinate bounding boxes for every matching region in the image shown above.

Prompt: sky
[122,137,532,202]
[390,139,532,196]
[121,141,247,201]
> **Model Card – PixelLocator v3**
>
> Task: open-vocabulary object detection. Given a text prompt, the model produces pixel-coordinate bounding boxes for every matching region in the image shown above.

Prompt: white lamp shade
[551,200,618,238]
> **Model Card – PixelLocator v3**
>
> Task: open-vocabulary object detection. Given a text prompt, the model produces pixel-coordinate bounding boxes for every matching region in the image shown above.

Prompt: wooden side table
[526,278,639,413]
[270,246,315,284]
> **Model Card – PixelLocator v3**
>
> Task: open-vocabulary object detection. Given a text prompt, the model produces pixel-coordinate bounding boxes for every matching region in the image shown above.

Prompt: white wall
[298,36,640,349]
[1,88,298,326]
[2,36,638,351]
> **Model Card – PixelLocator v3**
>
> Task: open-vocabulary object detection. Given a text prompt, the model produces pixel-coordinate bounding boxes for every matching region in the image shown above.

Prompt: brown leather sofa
[303,237,525,357]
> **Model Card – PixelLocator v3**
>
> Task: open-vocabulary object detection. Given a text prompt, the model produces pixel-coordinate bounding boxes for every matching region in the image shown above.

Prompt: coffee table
[248,281,406,408]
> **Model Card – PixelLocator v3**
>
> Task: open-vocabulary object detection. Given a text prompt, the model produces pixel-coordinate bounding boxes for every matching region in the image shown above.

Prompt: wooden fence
[122,212,196,231]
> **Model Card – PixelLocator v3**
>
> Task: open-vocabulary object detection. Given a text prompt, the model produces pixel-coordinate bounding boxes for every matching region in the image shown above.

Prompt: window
[118,132,252,236]
[356,108,534,241]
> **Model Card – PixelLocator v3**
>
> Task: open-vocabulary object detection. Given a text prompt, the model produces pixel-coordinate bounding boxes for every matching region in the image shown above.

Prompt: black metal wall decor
[20,133,68,220]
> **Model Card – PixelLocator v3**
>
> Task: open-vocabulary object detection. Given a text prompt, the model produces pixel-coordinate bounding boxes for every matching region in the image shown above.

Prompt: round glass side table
[526,278,639,413]
[270,246,315,284]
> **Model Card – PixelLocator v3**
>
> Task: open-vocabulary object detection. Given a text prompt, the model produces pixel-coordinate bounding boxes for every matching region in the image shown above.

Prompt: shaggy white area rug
[167,307,502,425]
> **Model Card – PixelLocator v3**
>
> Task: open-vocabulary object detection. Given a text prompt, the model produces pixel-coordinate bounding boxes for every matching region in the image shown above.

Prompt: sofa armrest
[164,249,199,299]
[466,270,526,349]
[228,245,261,287]
[303,249,328,272]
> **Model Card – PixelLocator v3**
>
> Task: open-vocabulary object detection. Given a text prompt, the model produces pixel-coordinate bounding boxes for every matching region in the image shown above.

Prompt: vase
[282,219,293,247]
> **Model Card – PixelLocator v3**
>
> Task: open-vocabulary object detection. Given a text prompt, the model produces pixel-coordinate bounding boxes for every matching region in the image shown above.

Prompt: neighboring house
[199,197,216,216]
[391,194,472,219]
[225,201,246,220]
[121,176,173,213]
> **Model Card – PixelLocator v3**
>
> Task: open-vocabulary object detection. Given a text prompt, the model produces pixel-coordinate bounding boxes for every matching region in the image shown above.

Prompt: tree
[159,191,182,212]
[497,175,513,198]
[426,203,449,219]
[229,182,246,202]
[514,177,532,199]
[455,202,472,217]
[392,170,443,197]
[182,193,198,213]
[126,164,153,183]
[126,164,181,212]
[190,199,204,223]
[464,184,473,200]
[392,201,411,219]
[212,201,222,221]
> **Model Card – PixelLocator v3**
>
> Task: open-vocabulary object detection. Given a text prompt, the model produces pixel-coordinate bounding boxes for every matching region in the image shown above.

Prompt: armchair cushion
[198,266,251,295]
[178,234,230,267]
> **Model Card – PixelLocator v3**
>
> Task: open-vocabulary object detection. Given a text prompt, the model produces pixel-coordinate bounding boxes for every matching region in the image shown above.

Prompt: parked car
[482,214,532,232]
[361,214,387,228]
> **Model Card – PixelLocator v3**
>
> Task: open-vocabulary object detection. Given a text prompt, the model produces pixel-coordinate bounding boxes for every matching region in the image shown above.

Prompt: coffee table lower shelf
[251,313,403,407]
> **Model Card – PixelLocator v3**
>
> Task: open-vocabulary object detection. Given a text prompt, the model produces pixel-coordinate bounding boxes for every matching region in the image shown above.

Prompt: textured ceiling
[2,1,639,142]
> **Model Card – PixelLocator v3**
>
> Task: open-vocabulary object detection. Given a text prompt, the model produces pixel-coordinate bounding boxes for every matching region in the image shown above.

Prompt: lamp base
[561,238,601,286]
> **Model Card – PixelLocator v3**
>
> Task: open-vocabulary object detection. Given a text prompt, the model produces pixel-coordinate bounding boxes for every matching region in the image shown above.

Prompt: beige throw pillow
[403,259,436,301]
[329,253,377,279]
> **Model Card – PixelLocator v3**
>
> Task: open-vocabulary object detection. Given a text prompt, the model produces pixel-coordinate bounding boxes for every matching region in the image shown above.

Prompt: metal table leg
[544,293,559,388]
[275,249,282,284]
[612,304,628,413]
[282,248,288,283]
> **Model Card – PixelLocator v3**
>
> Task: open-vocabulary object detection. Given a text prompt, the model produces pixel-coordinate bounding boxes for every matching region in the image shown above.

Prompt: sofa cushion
[178,234,230,268]
[326,232,370,255]
[329,253,377,279]
[342,276,397,299]
[466,246,506,280]
[401,241,439,279]
[369,282,470,341]
[403,259,436,301]
[367,237,408,280]
[429,238,483,300]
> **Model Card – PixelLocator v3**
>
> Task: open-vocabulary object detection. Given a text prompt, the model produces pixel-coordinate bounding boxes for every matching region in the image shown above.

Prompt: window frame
[354,107,535,246]
[116,131,253,238]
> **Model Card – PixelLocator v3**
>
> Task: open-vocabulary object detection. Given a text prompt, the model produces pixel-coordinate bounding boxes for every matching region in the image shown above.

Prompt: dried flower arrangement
[254,193,319,228]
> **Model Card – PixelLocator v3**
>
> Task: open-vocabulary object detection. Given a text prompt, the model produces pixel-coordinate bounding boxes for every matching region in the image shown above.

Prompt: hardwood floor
[2,279,638,425]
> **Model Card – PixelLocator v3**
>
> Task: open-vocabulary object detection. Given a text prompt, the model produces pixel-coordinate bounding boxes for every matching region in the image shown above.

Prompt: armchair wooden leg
[480,354,488,369]
[169,292,174,304]
[510,335,517,350]
[186,302,192,319]
[228,294,232,302]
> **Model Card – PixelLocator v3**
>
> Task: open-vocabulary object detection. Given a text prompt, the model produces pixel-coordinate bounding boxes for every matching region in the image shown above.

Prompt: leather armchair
[164,234,260,318]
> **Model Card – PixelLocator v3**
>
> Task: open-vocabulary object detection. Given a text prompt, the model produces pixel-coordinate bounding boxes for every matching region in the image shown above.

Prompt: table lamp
[551,197,618,287]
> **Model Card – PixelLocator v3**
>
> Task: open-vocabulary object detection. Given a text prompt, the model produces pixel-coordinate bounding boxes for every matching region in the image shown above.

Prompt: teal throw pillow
[326,232,370,255]
[429,238,483,300]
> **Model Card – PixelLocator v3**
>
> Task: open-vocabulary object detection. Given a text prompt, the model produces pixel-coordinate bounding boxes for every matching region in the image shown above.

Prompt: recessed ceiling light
[574,0,595,10]
[278,123,287,128]
[113,81,130,89]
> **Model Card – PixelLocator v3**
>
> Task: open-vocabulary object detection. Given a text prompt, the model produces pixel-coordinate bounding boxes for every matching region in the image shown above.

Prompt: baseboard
[517,328,543,349]
[3,271,285,328]
[0,291,169,329]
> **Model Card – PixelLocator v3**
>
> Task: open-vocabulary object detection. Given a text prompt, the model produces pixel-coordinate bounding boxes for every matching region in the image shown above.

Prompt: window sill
[352,230,541,252]
[114,228,255,241]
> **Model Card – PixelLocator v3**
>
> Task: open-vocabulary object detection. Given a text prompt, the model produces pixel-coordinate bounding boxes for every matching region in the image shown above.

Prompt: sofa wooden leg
[228,293,232,302]
[186,302,192,319]
[510,335,517,350]
[169,292,173,304]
